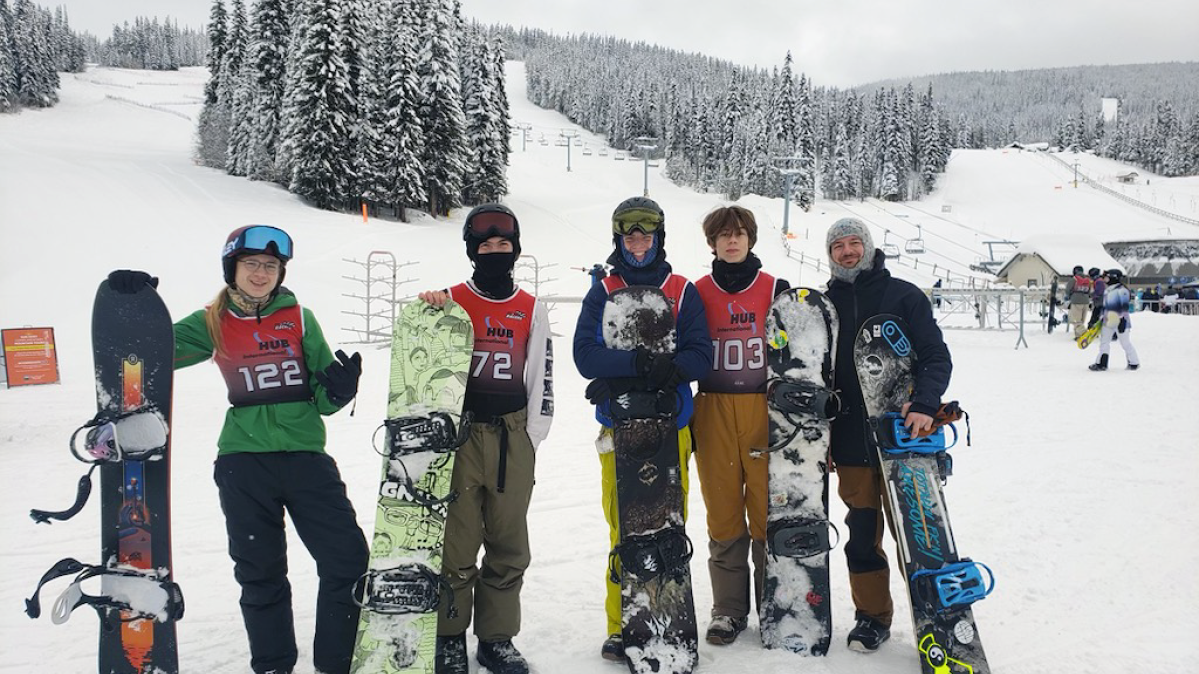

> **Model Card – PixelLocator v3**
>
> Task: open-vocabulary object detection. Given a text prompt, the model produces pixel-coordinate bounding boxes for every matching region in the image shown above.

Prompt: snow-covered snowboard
[758,288,837,655]
[350,300,472,674]
[603,286,698,674]
[854,314,992,674]
[26,278,182,674]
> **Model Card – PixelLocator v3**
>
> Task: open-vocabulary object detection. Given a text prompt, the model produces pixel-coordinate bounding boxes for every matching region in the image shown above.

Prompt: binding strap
[25,558,184,625]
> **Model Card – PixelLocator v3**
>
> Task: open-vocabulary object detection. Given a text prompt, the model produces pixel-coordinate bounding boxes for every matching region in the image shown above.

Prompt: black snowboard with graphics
[602,286,698,674]
[758,288,837,655]
[854,314,990,674]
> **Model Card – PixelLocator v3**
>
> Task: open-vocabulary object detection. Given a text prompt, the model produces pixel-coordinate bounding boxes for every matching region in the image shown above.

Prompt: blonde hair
[702,205,759,248]
[205,288,230,358]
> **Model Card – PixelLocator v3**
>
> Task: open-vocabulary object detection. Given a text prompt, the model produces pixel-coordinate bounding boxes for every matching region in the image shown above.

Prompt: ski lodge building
[995,235,1120,288]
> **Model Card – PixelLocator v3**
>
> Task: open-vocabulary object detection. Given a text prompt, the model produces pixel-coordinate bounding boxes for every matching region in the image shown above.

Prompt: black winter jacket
[825,250,952,467]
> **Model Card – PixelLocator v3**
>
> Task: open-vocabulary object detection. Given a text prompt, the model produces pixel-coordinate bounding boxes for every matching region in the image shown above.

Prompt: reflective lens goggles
[231,225,293,260]
[466,211,518,239]
[613,208,663,236]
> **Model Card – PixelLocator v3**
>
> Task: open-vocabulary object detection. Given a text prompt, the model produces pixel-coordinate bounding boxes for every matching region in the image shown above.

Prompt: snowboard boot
[1089,354,1109,371]
[705,615,748,645]
[476,639,529,674]
[601,634,625,662]
[435,633,468,674]
[1127,363,1140,371]
[847,616,890,653]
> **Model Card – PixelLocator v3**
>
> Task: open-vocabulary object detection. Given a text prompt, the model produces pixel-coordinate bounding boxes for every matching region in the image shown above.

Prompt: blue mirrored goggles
[230,225,293,260]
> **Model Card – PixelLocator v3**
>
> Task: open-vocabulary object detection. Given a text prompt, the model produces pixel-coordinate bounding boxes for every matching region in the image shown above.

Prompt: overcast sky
[59,0,1199,87]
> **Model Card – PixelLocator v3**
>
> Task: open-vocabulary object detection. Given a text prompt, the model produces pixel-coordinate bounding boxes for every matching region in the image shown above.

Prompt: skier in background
[572,196,712,662]
[822,218,952,654]
[1088,269,1140,371]
[418,203,553,674]
[108,224,368,674]
[690,205,790,646]
[1064,265,1094,338]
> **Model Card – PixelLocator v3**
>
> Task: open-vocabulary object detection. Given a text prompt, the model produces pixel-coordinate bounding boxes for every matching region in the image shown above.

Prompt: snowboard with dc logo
[350,300,472,674]
[758,287,837,655]
[602,286,698,674]
[854,314,991,674]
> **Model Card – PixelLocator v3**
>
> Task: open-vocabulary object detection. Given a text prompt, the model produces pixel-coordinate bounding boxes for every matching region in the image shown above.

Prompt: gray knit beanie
[826,217,876,283]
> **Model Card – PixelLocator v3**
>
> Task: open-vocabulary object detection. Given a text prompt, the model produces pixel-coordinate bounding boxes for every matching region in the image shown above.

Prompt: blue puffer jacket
[825,250,952,467]
[572,257,712,429]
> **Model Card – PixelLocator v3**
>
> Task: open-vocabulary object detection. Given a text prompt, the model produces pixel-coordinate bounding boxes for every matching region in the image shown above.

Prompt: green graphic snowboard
[351,300,472,674]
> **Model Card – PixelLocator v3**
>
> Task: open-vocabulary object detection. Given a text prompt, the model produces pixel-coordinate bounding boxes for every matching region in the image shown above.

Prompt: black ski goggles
[613,208,663,236]
[226,225,293,260]
[465,211,518,239]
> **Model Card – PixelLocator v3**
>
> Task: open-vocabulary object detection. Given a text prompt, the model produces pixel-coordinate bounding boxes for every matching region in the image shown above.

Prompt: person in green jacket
[107,225,368,674]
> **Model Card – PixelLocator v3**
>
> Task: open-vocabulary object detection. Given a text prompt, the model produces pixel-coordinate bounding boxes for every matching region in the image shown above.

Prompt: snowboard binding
[766,517,840,559]
[354,563,456,618]
[30,409,169,525]
[378,411,473,456]
[910,559,994,614]
[609,526,694,584]
[25,557,185,625]
[754,379,841,456]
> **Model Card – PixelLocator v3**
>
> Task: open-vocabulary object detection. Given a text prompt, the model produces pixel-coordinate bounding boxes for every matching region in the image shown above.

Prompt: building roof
[996,234,1122,278]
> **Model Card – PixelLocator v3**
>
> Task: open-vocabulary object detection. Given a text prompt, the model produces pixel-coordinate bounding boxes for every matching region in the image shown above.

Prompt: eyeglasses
[466,211,518,239]
[240,259,281,274]
[230,225,294,260]
[613,208,663,236]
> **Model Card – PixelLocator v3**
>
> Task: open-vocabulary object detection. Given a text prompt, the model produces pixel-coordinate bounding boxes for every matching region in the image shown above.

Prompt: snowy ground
[2,64,1198,673]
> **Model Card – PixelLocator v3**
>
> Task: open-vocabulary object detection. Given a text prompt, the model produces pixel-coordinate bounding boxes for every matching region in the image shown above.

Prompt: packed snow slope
[2,63,1198,673]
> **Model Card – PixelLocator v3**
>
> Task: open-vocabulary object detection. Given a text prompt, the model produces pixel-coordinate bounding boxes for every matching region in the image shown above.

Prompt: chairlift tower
[559,130,579,171]
[633,136,658,197]
[773,156,803,236]
[513,122,533,152]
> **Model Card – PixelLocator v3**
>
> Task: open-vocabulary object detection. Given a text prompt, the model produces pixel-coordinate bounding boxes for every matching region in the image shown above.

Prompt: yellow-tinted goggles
[613,208,663,236]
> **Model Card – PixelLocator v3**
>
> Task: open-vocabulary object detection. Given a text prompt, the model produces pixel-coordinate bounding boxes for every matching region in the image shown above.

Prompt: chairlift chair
[583,147,593,156]
[599,148,609,157]
[614,151,626,161]
[882,231,901,259]
[905,225,926,255]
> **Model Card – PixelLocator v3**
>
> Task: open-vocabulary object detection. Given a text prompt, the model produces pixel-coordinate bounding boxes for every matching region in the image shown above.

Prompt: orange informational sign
[2,327,60,387]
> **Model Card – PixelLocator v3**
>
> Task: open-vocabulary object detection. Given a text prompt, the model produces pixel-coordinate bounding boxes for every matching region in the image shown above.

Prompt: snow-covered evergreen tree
[382,0,428,218]
[461,31,508,205]
[416,0,467,216]
[795,73,815,211]
[0,0,17,112]
[246,0,288,182]
[11,0,57,107]
[285,0,355,210]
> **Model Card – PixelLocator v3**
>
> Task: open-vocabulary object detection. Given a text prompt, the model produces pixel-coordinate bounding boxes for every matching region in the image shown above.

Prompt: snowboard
[1046,280,1060,334]
[1075,321,1102,349]
[758,288,837,655]
[351,300,472,674]
[602,286,698,674]
[854,314,991,674]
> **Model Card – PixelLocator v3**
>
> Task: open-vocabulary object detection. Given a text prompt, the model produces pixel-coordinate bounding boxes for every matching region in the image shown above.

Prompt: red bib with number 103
[214,304,313,406]
[696,272,776,394]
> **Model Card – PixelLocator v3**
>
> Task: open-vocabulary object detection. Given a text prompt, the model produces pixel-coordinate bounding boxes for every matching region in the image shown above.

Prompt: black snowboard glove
[1118,317,1127,332]
[633,346,654,376]
[107,270,158,294]
[645,354,684,391]
[315,350,362,406]
[585,377,639,405]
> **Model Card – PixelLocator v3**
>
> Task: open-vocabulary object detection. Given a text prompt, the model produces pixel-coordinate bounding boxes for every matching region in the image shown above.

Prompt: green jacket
[174,289,344,455]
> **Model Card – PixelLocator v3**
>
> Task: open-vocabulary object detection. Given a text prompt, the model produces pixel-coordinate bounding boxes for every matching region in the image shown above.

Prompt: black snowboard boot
[1127,363,1140,371]
[601,634,625,661]
[1089,354,1109,371]
[705,615,748,645]
[847,616,890,653]
[435,633,468,674]
[476,639,529,674]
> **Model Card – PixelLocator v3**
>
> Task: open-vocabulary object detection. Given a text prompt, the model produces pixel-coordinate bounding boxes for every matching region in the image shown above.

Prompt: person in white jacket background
[1089,269,1140,371]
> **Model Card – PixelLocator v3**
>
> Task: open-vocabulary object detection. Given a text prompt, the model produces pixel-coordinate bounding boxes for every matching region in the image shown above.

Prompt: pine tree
[246,0,289,182]
[796,73,815,211]
[203,0,227,105]
[353,2,389,212]
[416,0,467,216]
[461,32,509,205]
[0,0,17,112]
[382,0,427,218]
[286,0,355,210]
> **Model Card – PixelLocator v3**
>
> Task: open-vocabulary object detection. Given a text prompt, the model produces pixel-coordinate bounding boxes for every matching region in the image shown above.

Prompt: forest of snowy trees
[0,0,85,112]
[90,18,208,70]
[503,30,1198,206]
[506,31,952,207]
[196,0,510,219]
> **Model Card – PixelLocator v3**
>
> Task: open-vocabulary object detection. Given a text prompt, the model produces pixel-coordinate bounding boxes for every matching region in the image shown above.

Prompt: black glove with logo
[107,270,159,294]
[585,377,639,405]
[645,354,684,391]
[315,350,362,406]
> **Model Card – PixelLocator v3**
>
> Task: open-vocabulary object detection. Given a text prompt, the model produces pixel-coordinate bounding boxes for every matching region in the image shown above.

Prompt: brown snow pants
[836,464,898,626]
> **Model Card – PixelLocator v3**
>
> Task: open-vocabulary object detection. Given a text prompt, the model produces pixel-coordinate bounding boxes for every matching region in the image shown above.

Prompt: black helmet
[463,203,520,259]
[1104,269,1124,285]
[612,196,665,238]
[222,225,293,287]
[1088,267,1101,279]
[1073,265,1084,275]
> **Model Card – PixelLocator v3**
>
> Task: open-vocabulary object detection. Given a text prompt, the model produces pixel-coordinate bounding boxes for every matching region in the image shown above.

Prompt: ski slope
[2,63,1198,674]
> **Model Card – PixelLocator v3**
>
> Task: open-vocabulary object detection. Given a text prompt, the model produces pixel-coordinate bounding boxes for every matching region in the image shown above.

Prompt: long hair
[204,287,230,358]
